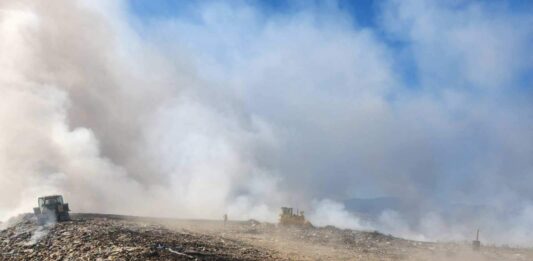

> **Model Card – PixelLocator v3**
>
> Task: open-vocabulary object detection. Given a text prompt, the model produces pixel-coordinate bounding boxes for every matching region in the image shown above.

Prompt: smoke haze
[0,0,532,246]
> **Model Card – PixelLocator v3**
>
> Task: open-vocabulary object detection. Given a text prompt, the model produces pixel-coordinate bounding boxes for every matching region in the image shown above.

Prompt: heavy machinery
[279,207,312,227]
[33,195,70,225]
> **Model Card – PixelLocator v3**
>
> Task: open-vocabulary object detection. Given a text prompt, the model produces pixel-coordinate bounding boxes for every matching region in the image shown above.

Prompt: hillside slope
[1,213,532,260]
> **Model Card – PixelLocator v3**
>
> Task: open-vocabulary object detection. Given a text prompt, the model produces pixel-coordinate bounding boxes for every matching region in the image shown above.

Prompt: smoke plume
[0,0,532,245]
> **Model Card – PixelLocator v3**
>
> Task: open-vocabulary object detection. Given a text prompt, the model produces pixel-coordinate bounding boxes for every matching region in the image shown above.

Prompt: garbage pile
[229,221,417,259]
[221,219,533,261]
[3,213,533,260]
[291,226,419,251]
[0,214,283,260]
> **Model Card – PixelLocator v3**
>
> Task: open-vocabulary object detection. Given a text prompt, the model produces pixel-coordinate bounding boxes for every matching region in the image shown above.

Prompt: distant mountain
[343,197,507,229]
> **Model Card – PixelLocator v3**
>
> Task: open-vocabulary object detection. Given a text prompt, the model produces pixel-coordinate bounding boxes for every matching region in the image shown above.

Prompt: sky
[129,0,377,26]
[127,0,532,86]
[0,0,532,245]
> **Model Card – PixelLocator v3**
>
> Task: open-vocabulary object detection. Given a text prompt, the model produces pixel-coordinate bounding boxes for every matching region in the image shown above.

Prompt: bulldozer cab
[39,195,64,208]
[281,207,293,215]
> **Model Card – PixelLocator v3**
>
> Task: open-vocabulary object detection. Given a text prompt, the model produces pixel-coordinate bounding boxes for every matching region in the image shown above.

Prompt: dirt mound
[0,214,284,260]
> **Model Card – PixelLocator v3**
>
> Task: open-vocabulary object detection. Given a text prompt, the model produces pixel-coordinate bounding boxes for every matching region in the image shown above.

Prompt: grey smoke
[25,221,55,246]
[0,0,532,246]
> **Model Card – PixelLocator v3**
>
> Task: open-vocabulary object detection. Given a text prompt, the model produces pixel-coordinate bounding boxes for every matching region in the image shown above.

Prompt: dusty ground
[1,213,532,260]
[161,218,533,261]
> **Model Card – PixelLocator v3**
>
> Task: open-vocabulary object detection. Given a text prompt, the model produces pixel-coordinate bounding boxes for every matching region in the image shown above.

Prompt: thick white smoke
[1,0,532,246]
[0,0,282,221]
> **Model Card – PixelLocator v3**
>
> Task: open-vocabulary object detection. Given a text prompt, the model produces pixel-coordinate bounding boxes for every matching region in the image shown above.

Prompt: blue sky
[128,0,533,24]
[126,0,532,90]
[128,0,378,27]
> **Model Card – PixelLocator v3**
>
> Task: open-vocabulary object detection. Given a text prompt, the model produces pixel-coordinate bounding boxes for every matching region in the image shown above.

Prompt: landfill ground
[1,213,533,260]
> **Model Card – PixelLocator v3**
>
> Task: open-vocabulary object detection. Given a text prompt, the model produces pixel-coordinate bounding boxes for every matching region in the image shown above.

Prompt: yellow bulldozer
[279,207,312,227]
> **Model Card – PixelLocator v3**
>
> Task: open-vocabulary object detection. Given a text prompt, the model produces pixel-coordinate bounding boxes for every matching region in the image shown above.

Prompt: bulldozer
[279,207,312,227]
[33,195,70,225]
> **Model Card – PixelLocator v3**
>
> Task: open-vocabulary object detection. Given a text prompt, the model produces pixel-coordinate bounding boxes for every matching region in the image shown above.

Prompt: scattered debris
[2,213,532,260]
[216,219,533,261]
[168,247,195,259]
[0,214,285,260]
